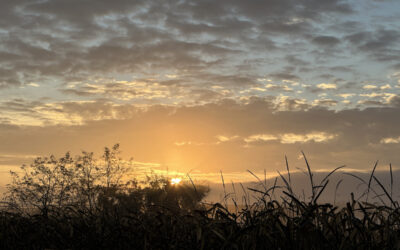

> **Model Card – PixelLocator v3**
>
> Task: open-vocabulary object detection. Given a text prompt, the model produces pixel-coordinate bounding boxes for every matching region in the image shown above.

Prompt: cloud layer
[0,0,400,184]
[0,99,399,178]
[0,0,399,112]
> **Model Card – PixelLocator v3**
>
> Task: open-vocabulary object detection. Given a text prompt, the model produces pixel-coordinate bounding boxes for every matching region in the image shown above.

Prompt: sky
[1,0,400,188]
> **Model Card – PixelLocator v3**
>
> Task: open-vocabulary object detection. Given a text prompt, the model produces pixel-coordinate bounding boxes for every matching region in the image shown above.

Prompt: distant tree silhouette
[3,144,209,216]
[6,152,77,216]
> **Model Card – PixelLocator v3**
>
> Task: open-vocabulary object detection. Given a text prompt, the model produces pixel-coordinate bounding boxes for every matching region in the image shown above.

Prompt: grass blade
[278,170,293,195]
[301,151,315,199]
[285,155,292,188]
[334,179,343,206]
[373,176,396,208]
[247,169,267,192]
[390,163,393,199]
[366,161,378,203]
[320,165,345,186]
[313,180,329,204]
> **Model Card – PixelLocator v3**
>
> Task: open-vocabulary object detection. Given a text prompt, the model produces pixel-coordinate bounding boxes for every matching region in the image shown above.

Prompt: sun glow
[171,178,182,185]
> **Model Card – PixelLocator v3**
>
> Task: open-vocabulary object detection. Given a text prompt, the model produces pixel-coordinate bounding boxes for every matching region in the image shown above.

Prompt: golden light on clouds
[381,136,400,144]
[280,132,337,144]
[317,83,337,89]
[216,135,239,143]
[244,134,278,143]
[244,132,337,144]
[363,85,378,90]
[0,0,400,194]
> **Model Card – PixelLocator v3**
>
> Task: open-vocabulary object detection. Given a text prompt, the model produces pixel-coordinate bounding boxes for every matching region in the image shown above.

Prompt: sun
[171,178,182,185]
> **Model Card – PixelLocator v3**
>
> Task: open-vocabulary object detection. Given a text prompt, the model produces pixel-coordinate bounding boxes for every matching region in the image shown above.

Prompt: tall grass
[1,151,400,249]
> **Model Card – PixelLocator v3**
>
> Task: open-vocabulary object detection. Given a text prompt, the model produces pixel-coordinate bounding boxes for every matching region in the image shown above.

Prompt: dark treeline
[1,145,400,249]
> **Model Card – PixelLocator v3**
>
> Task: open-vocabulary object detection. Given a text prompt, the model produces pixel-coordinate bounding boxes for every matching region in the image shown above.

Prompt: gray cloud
[345,29,400,61]
[312,36,341,47]
[0,0,397,108]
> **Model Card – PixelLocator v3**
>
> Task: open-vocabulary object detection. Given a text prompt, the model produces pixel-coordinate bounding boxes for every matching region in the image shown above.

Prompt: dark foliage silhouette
[1,145,400,249]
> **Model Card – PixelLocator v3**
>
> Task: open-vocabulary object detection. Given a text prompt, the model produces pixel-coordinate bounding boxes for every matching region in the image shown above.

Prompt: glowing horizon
[0,0,400,192]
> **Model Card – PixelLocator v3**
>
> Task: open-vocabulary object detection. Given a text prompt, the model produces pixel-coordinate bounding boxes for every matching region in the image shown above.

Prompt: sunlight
[171,178,182,185]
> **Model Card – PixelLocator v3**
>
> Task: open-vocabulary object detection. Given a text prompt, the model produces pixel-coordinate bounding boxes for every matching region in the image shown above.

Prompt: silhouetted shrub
[1,147,400,249]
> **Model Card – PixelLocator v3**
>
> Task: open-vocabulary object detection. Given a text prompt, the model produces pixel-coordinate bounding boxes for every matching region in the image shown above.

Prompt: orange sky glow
[1,1,400,199]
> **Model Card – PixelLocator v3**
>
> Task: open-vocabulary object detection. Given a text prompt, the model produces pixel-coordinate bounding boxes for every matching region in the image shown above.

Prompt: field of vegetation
[1,145,399,249]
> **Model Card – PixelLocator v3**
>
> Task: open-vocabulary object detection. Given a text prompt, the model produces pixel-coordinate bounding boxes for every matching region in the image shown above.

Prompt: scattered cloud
[244,134,279,143]
[244,132,337,144]
[312,36,341,47]
[174,141,206,146]
[338,93,355,99]
[27,83,40,87]
[380,84,391,90]
[216,135,239,143]
[280,132,337,144]
[363,85,378,90]
[381,136,400,144]
[317,83,337,90]
[312,99,338,107]
[0,0,398,113]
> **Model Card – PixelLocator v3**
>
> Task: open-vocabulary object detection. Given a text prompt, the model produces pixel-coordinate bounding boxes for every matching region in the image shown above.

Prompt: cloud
[216,135,240,143]
[345,29,400,61]
[274,96,311,111]
[174,141,205,146]
[27,83,40,87]
[269,72,300,81]
[0,98,399,178]
[312,99,338,107]
[0,98,142,126]
[0,0,397,114]
[317,83,337,89]
[264,84,293,92]
[244,132,337,144]
[358,92,398,107]
[312,36,341,47]
[338,93,355,99]
[244,134,279,143]
[363,85,378,90]
[380,136,400,144]
[1,0,400,184]
[388,95,400,107]
[280,132,337,144]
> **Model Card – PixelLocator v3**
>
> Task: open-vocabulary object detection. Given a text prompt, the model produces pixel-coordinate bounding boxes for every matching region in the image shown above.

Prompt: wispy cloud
[244,132,337,144]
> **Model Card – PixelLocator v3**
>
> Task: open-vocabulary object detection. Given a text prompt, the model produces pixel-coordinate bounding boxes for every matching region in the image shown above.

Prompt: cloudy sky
[1,0,400,186]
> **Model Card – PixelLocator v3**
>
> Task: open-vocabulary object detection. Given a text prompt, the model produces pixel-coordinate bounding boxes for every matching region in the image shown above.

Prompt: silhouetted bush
[1,146,400,249]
